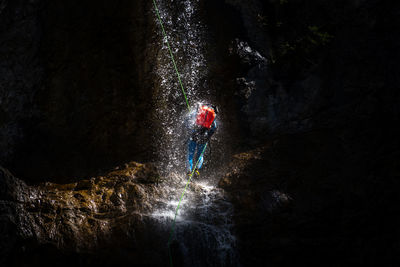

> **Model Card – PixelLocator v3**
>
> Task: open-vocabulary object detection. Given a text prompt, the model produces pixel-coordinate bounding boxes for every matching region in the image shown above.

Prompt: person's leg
[195,143,207,170]
[187,140,196,172]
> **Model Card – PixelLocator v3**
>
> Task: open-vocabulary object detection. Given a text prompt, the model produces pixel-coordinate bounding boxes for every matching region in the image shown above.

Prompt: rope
[167,143,208,267]
[153,0,191,111]
[153,1,207,265]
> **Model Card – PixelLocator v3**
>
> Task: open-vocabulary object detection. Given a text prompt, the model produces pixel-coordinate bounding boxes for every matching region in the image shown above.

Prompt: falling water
[150,0,240,266]
[154,0,209,175]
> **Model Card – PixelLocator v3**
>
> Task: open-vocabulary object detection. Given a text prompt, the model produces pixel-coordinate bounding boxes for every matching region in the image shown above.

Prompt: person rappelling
[185,103,218,177]
[153,1,221,262]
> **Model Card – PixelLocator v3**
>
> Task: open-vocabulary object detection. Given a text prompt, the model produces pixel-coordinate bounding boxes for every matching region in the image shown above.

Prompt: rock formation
[1,0,399,266]
[0,163,171,266]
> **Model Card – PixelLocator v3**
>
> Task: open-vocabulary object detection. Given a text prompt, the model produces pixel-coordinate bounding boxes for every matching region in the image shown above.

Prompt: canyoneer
[186,103,218,177]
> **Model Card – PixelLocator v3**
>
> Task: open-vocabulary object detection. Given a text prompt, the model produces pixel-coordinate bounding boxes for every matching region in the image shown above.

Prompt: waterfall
[154,0,208,175]
[150,0,240,266]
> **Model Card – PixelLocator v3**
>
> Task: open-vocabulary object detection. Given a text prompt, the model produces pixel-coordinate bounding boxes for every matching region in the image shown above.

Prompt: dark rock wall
[1,0,156,183]
[212,0,400,265]
[1,0,399,266]
[205,0,399,142]
[0,0,43,173]
[220,130,400,266]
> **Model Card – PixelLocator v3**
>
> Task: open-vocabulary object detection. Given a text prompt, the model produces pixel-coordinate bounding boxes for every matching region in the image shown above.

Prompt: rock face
[0,0,157,182]
[211,0,400,265]
[0,163,170,266]
[205,0,400,143]
[0,0,43,169]
[1,0,399,266]
[219,129,400,266]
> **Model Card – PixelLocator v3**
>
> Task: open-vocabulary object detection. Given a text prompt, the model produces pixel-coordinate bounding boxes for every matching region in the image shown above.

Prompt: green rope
[153,1,207,265]
[167,143,208,267]
[153,0,191,111]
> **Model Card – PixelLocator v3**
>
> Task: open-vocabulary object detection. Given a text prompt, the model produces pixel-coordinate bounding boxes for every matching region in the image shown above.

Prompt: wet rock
[1,0,398,266]
[135,163,161,184]
[261,190,292,213]
[230,38,267,67]
[0,162,168,266]
[220,128,400,266]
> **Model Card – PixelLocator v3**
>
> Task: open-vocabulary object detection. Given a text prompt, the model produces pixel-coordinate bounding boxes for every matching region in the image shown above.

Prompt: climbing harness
[152,0,209,266]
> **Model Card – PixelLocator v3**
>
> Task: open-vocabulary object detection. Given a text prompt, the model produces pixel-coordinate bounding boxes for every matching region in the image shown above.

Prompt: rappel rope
[167,144,208,267]
[153,0,191,112]
[152,0,209,266]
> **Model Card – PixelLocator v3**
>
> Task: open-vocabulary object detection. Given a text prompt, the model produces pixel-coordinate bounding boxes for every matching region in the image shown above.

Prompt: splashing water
[151,0,240,266]
[154,0,209,175]
[149,172,239,267]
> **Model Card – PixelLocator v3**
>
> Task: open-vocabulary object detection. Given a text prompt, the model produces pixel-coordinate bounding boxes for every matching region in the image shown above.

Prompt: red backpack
[195,105,216,129]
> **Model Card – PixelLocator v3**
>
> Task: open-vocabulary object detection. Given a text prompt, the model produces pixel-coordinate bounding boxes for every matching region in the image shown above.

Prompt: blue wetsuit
[187,115,217,172]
